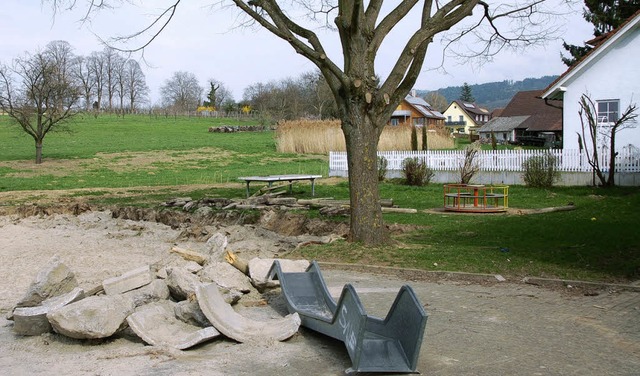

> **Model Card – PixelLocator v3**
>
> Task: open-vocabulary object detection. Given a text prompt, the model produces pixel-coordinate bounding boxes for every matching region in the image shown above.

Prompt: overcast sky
[0,1,593,104]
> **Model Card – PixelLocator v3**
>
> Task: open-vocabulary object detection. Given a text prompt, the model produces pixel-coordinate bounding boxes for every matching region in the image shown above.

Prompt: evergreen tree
[459,82,475,102]
[562,0,640,66]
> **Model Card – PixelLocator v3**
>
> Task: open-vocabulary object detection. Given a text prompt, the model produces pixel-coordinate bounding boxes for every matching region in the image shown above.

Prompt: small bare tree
[578,94,638,186]
[0,51,80,164]
[459,142,481,184]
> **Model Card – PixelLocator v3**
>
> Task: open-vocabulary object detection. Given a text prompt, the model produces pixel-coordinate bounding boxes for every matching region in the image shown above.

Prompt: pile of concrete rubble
[6,232,317,349]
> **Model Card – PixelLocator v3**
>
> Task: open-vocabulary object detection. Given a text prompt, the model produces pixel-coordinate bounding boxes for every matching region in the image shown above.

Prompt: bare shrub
[402,157,435,186]
[377,156,388,181]
[459,142,481,184]
[522,153,560,188]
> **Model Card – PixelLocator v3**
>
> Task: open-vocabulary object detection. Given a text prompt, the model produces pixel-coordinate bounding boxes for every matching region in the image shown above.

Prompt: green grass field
[1,114,638,282]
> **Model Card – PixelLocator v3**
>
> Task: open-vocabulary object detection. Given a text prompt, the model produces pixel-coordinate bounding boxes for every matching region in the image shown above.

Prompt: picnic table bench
[238,174,322,197]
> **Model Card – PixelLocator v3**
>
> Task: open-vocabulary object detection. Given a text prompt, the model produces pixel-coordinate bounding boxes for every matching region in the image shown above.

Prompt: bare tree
[102,48,125,112]
[301,70,336,119]
[578,93,638,187]
[87,51,106,112]
[71,55,96,111]
[161,71,203,114]
[205,79,232,110]
[48,0,567,245]
[0,51,80,164]
[124,59,149,113]
[424,91,448,113]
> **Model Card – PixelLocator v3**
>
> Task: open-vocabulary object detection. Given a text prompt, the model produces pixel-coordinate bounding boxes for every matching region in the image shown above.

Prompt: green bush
[522,153,560,188]
[377,156,388,182]
[402,157,434,186]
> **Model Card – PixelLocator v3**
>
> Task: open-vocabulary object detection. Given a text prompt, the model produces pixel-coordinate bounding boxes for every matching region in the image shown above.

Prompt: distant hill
[417,76,558,111]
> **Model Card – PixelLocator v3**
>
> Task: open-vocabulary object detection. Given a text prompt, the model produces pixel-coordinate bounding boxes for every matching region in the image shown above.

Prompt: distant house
[442,100,491,134]
[541,11,640,152]
[390,94,445,127]
[478,90,562,145]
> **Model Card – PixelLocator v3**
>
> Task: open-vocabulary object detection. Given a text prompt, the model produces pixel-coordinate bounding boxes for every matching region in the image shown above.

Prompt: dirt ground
[1,210,639,375]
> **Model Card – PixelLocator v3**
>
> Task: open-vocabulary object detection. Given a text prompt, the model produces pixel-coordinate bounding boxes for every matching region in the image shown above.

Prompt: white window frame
[597,99,620,126]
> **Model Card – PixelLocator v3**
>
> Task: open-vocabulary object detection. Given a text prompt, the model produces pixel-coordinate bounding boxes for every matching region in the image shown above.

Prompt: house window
[390,118,399,126]
[447,115,452,122]
[414,118,425,126]
[459,115,464,122]
[597,100,619,124]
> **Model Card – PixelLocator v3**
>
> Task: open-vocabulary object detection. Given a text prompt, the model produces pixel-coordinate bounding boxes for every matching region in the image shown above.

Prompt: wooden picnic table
[237,174,322,197]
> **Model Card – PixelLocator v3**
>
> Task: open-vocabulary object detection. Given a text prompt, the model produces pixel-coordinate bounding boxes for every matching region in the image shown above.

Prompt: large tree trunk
[342,110,388,245]
[35,140,43,164]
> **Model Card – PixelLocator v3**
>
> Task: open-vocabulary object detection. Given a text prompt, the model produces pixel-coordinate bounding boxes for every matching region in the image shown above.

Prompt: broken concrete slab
[13,287,85,336]
[103,265,154,295]
[248,258,310,291]
[174,300,210,327]
[205,232,228,259]
[196,283,300,343]
[199,262,253,294]
[47,295,135,339]
[184,260,203,274]
[166,267,201,301]
[127,301,220,350]
[15,255,78,308]
[123,279,170,308]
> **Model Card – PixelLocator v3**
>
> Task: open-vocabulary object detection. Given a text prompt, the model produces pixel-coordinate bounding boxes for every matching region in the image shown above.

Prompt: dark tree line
[242,70,337,122]
[563,0,640,66]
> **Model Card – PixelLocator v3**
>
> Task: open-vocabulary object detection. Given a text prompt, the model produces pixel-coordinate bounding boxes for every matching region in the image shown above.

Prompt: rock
[199,262,253,294]
[127,301,220,350]
[166,267,201,301]
[248,258,310,291]
[103,265,154,295]
[184,261,203,274]
[16,255,78,308]
[123,279,170,307]
[13,288,85,336]
[205,233,228,259]
[47,295,135,339]
[174,300,210,327]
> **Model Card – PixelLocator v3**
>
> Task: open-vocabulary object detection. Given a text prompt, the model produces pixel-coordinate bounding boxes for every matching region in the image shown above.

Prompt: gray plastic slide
[268,260,428,373]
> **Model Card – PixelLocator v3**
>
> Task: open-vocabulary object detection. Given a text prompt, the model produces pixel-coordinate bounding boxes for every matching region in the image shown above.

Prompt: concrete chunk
[205,233,228,259]
[103,265,153,295]
[127,301,220,350]
[196,283,300,343]
[199,262,253,293]
[174,300,210,327]
[166,267,201,301]
[47,295,135,339]
[13,287,85,336]
[16,255,78,308]
[123,279,170,307]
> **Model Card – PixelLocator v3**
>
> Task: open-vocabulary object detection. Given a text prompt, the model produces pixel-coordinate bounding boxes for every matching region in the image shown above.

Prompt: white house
[541,11,640,152]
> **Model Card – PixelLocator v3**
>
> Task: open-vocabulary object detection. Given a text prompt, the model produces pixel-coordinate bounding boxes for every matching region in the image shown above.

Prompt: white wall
[561,27,640,152]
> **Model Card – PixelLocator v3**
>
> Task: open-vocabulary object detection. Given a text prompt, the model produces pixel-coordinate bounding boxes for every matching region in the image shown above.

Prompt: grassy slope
[1,114,638,282]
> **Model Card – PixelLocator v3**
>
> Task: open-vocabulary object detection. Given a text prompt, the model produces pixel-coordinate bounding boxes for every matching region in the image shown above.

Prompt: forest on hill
[418,76,558,110]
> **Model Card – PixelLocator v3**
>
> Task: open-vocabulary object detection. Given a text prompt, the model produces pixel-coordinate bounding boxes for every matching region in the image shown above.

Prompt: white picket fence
[329,147,640,174]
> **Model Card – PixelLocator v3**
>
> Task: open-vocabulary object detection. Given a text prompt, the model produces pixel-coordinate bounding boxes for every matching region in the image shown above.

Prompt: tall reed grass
[276,120,454,153]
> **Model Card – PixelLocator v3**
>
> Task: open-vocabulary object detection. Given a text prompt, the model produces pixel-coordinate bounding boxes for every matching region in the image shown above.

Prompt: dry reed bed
[276,120,454,154]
